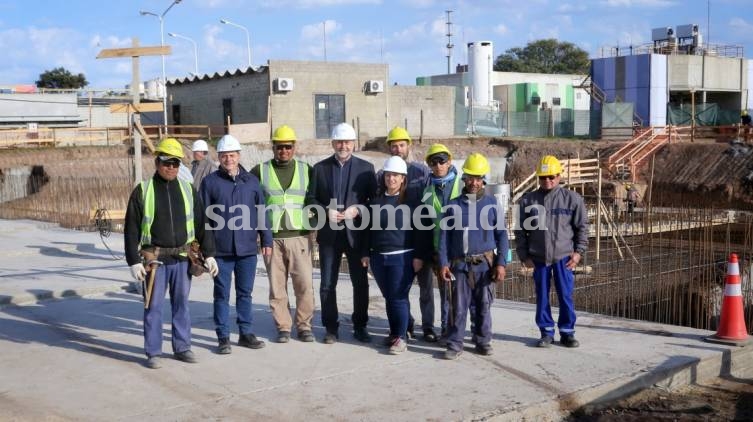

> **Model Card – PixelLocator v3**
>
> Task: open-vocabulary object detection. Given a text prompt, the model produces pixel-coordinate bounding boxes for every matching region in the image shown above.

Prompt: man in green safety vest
[419,144,462,341]
[124,137,217,369]
[251,125,316,344]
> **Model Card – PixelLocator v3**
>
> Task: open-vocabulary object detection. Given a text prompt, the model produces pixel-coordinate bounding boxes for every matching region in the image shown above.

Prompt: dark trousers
[446,265,494,352]
[143,260,191,357]
[533,256,576,337]
[370,251,414,340]
[318,237,369,333]
[213,255,258,340]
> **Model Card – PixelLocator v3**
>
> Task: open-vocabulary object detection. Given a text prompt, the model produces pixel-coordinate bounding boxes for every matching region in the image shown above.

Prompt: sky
[0,0,751,90]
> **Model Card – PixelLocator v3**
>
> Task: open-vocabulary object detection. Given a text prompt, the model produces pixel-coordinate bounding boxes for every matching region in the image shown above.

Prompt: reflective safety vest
[139,178,195,248]
[260,159,309,232]
[423,176,462,249]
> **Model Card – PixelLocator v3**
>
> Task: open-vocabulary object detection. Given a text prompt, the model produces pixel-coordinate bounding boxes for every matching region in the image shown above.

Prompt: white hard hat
[216,135,241,152]
[382,156,407,175]
[192,139,209,152]
[331,122,356,141]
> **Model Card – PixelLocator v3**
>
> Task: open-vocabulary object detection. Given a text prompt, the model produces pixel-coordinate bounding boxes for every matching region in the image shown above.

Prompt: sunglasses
[274,144,294,151]
[538,175,558,180]
[159,160,181,169]
[429,158,449,166]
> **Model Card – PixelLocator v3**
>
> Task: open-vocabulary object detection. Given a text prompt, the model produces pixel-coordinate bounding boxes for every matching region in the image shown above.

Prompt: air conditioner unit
[367,80,384,93]
[275,77,294,92]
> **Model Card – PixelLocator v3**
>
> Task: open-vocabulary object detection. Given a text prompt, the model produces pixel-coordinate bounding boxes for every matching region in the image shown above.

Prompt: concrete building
[167,60,455,143]
[417,41,590,138]
[590,24,751,136]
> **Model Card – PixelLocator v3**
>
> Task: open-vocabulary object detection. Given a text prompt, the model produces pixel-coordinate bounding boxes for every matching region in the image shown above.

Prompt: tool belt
[140,242,207,277]
[452,251,496,267]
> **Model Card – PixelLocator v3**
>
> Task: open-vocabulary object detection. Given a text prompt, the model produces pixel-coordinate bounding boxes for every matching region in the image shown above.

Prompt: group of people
[124,122,588,368]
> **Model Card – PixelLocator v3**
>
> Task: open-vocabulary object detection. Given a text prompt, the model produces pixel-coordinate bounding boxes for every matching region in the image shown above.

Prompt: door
[222,98,233,133]
[314,94,345,139]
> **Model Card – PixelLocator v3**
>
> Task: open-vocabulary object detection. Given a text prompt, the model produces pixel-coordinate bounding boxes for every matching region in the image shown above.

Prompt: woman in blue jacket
[362,156,429,355]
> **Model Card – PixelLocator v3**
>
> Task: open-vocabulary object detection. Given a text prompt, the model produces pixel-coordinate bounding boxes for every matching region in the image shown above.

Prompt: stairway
[606,126,682,181]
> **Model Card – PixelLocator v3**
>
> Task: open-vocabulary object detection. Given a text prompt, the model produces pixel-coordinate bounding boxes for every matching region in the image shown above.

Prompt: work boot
[145,356,161,369]
[297,330,315,343]
[353,327,372,343]
[422,328,438,343]
[238,334,266,349]
[277,331,291,343]
[443,349,462,360]
[475,343,493,356]
[537,335,554,348]
[560,335,580,348]
[388,337,408,355]
[217,338,232,355]
[174,350,197,364]
[323,332,338,344]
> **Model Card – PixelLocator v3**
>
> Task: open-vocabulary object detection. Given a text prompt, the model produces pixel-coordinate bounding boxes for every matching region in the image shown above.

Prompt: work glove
[205,257,219,277]
[130,263,146,282]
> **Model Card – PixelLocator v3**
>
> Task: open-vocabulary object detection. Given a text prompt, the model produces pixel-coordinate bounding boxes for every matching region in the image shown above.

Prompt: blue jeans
[370,251,414,340]
[318,237,369,333]
[213,254,258,340]
[533,256,576,337]
[144,260,192,357]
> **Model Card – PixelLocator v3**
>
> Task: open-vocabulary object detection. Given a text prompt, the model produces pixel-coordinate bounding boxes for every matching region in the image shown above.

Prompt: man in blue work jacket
[515,155,588,348]
[439,153,508,360]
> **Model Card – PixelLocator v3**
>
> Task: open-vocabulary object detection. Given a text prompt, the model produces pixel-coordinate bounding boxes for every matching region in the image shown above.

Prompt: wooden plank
[96,46,171,59]
[110,103,164,113]
[89,209,126,221]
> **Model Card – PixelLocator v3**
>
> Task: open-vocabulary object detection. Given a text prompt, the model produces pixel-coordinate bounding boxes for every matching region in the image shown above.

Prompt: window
[552,97,561,106]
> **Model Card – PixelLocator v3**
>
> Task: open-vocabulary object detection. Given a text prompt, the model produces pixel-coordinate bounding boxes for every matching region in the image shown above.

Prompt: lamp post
[140,0,182,130]
[168,32,198,75]
[220,18,251,68]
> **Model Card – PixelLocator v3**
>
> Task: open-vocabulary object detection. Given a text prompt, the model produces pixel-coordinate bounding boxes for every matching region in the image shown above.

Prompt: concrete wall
[229,122,271,144]
[0,94,80,125]
[388,86,455,138]
[668,55,743,91]
[168,69,269,128]
[267,60,389,142]
[76,105,128,128]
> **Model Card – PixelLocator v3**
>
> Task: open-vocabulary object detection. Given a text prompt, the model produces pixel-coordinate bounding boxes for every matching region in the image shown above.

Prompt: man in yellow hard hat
[251,125,316,344]
[124,137,218,369]
[438,152,509,360]
[382,126,432,341]
[515,155,588,349]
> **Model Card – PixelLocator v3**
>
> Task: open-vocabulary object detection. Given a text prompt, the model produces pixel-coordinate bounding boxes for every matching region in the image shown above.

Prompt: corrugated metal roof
[167,66,269,86]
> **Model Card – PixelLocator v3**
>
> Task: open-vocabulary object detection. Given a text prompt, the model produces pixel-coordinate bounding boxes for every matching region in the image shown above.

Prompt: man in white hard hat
[191,139,217,188]
[200,134,273,355]
[306,122,377,344]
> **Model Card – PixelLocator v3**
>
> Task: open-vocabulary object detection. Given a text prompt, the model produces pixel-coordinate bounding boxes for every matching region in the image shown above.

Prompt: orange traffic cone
[705,253,751,346]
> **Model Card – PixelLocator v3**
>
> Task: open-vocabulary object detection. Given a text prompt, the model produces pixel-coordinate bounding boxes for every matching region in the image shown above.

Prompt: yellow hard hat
[272,125,297,142]
[462,153,490,176]
[743,110,749,116]
[386,126,411,144]
[425,143,453,162]
[154,138,184,159]
[536,155,562,177]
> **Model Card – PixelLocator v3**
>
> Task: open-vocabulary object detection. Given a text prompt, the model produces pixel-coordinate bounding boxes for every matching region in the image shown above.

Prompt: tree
[493,39,590,75]
[35,67,88,89]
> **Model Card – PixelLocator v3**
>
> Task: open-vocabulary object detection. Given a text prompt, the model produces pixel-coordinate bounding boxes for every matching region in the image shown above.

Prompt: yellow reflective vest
[139,178,195,247]
[259,160,309,232]
[423,176,462,249]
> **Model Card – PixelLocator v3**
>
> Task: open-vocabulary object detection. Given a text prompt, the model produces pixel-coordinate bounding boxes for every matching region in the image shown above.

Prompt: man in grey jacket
[515,155,588,348]
[191,139,217,187]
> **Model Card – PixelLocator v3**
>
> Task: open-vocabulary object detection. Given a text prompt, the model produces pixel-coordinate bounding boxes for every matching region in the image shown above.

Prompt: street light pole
[220,19,251,68]
[169,32,198,75]
[140,0,182,131]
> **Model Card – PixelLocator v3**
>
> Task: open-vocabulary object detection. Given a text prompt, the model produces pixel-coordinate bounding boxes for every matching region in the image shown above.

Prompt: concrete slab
[0,219,751,421]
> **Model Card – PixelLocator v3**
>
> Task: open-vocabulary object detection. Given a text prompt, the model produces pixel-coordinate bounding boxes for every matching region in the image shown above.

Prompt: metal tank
[467,41,493,107]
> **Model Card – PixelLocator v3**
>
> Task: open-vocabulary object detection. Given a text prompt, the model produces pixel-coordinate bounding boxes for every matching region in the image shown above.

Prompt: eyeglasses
[159,160,181,169]
[538,175,558,180]
[274,144,294,151]
[429,158,449,166]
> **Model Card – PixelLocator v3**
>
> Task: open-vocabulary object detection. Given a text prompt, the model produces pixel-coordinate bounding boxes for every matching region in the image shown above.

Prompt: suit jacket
[306,154,377,253]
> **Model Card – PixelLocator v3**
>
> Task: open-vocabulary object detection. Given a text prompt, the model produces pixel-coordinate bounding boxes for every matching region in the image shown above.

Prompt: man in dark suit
[307,122,377,344]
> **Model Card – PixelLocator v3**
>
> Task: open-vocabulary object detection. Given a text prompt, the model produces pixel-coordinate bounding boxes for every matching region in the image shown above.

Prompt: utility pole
[445,10,454,74]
